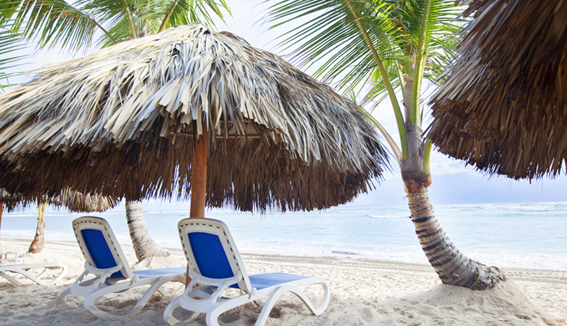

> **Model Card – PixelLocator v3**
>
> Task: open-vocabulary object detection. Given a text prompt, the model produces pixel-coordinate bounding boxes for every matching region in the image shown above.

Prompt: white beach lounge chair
[163,218,330,326]
[56,216,186,318]
[0,253,67,286]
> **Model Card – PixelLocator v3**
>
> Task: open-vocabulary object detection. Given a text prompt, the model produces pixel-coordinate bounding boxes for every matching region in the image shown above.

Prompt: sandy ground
[0,238,566,326]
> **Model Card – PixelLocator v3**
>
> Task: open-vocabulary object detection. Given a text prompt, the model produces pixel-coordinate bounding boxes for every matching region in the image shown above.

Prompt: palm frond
[269,0,403,97]
[159,0,230,32]
[385,0,464,79]
[362,67,402,110]
[99,14,137,47]
[422,0,466,81]
[0,28,28,90]
[3,0,114,52]
[268,0,462,102]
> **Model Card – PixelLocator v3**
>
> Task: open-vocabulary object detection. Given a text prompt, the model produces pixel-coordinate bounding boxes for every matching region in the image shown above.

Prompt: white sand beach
[0,237,565,326]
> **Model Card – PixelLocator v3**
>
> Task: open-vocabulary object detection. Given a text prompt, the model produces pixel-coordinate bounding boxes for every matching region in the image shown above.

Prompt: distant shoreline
[3,237,566,274]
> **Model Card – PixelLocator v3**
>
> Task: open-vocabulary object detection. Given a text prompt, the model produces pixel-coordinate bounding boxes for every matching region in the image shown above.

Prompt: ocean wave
[464,249,567,271]
[2,230,35,237]
[437,203,563,214]
[144,210,189,215]
[2,213,37,218]
[366,215,407,219]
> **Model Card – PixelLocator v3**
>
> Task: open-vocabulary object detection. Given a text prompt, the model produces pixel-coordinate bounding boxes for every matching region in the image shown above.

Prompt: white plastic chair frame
[56,216,185,318]
[163,218,330,326]
[0,261,67,286]
[0,251,26,264]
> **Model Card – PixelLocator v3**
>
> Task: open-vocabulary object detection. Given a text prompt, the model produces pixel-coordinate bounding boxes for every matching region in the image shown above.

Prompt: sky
[1,0,566,208]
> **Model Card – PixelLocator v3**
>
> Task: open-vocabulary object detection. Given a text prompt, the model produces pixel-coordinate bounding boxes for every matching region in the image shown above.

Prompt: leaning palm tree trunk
[125,200,169,261]
[402,126,505,289]
[29,202,46,253]
[407,187,507,289]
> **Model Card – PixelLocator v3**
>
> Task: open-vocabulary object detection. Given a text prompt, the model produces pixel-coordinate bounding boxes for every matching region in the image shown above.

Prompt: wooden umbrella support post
[0,203,3,261]
[190,121,207,218]
[187,120,208,285]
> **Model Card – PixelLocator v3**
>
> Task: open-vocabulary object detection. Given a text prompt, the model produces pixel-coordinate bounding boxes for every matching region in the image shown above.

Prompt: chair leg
[84,293,113,319]
[48,265,68,286]
[290,282,330,316]
[205,307,223,326]
[203,294,256,326]
[128,274,185,316]
[255,281,330,326]
[163,296,200,325]
[254,286,290,326]
[83,282,137,318]
[34,267,47,279]
[0,271,23,286]
[55,286,74,311]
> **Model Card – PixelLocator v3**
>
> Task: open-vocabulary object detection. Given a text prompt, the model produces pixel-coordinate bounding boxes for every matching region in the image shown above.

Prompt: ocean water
[2,201,566,271]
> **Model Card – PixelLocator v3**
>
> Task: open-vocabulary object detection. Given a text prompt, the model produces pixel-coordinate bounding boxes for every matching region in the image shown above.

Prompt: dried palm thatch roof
[0,24,388,212]
[0,188,118,213]
[427,0,567,180]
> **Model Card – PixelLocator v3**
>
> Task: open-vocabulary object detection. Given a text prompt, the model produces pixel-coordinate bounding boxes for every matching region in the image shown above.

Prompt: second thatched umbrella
[1,188,118,213]
[0,24,388,215]
[427,0,567,180]
[0,188,118,254]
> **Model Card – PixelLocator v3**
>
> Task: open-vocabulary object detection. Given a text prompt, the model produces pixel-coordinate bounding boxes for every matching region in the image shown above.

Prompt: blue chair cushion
[188,232,234,279]
[81,229,124,278]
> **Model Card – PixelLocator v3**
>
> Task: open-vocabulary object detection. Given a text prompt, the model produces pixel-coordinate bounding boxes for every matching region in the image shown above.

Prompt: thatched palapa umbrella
[1,188,118,213]
[427,0,567,180]
[0,24,388,218]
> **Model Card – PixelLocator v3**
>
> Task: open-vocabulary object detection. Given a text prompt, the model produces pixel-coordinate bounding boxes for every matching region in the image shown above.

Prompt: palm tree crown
[269,0,463,130]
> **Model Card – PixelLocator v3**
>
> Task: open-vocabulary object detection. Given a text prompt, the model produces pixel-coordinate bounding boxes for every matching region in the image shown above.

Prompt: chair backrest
[177,218,252,292]
[0,251,25,264]
[72,216,133,279]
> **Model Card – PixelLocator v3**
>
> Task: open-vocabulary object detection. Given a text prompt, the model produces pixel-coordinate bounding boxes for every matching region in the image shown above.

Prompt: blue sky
[2,0,565,208]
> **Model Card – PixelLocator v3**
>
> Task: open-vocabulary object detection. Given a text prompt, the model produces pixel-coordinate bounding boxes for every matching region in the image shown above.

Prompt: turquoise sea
[2,201,566,271]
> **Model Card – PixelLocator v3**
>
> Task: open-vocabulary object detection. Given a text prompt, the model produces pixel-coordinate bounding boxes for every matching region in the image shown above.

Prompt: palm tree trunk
[29,202,46,253]
[406,185,506,289]
[125,199,169,261]
[402,126,506,290]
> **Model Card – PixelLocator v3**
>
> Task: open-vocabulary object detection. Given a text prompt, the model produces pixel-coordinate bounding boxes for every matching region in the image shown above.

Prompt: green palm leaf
[159,0,229,31]
[271,0,402,92]
[2,0,114,52]
[0,28,28,90]
[1,0,230,52]
[269,0,462,108]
